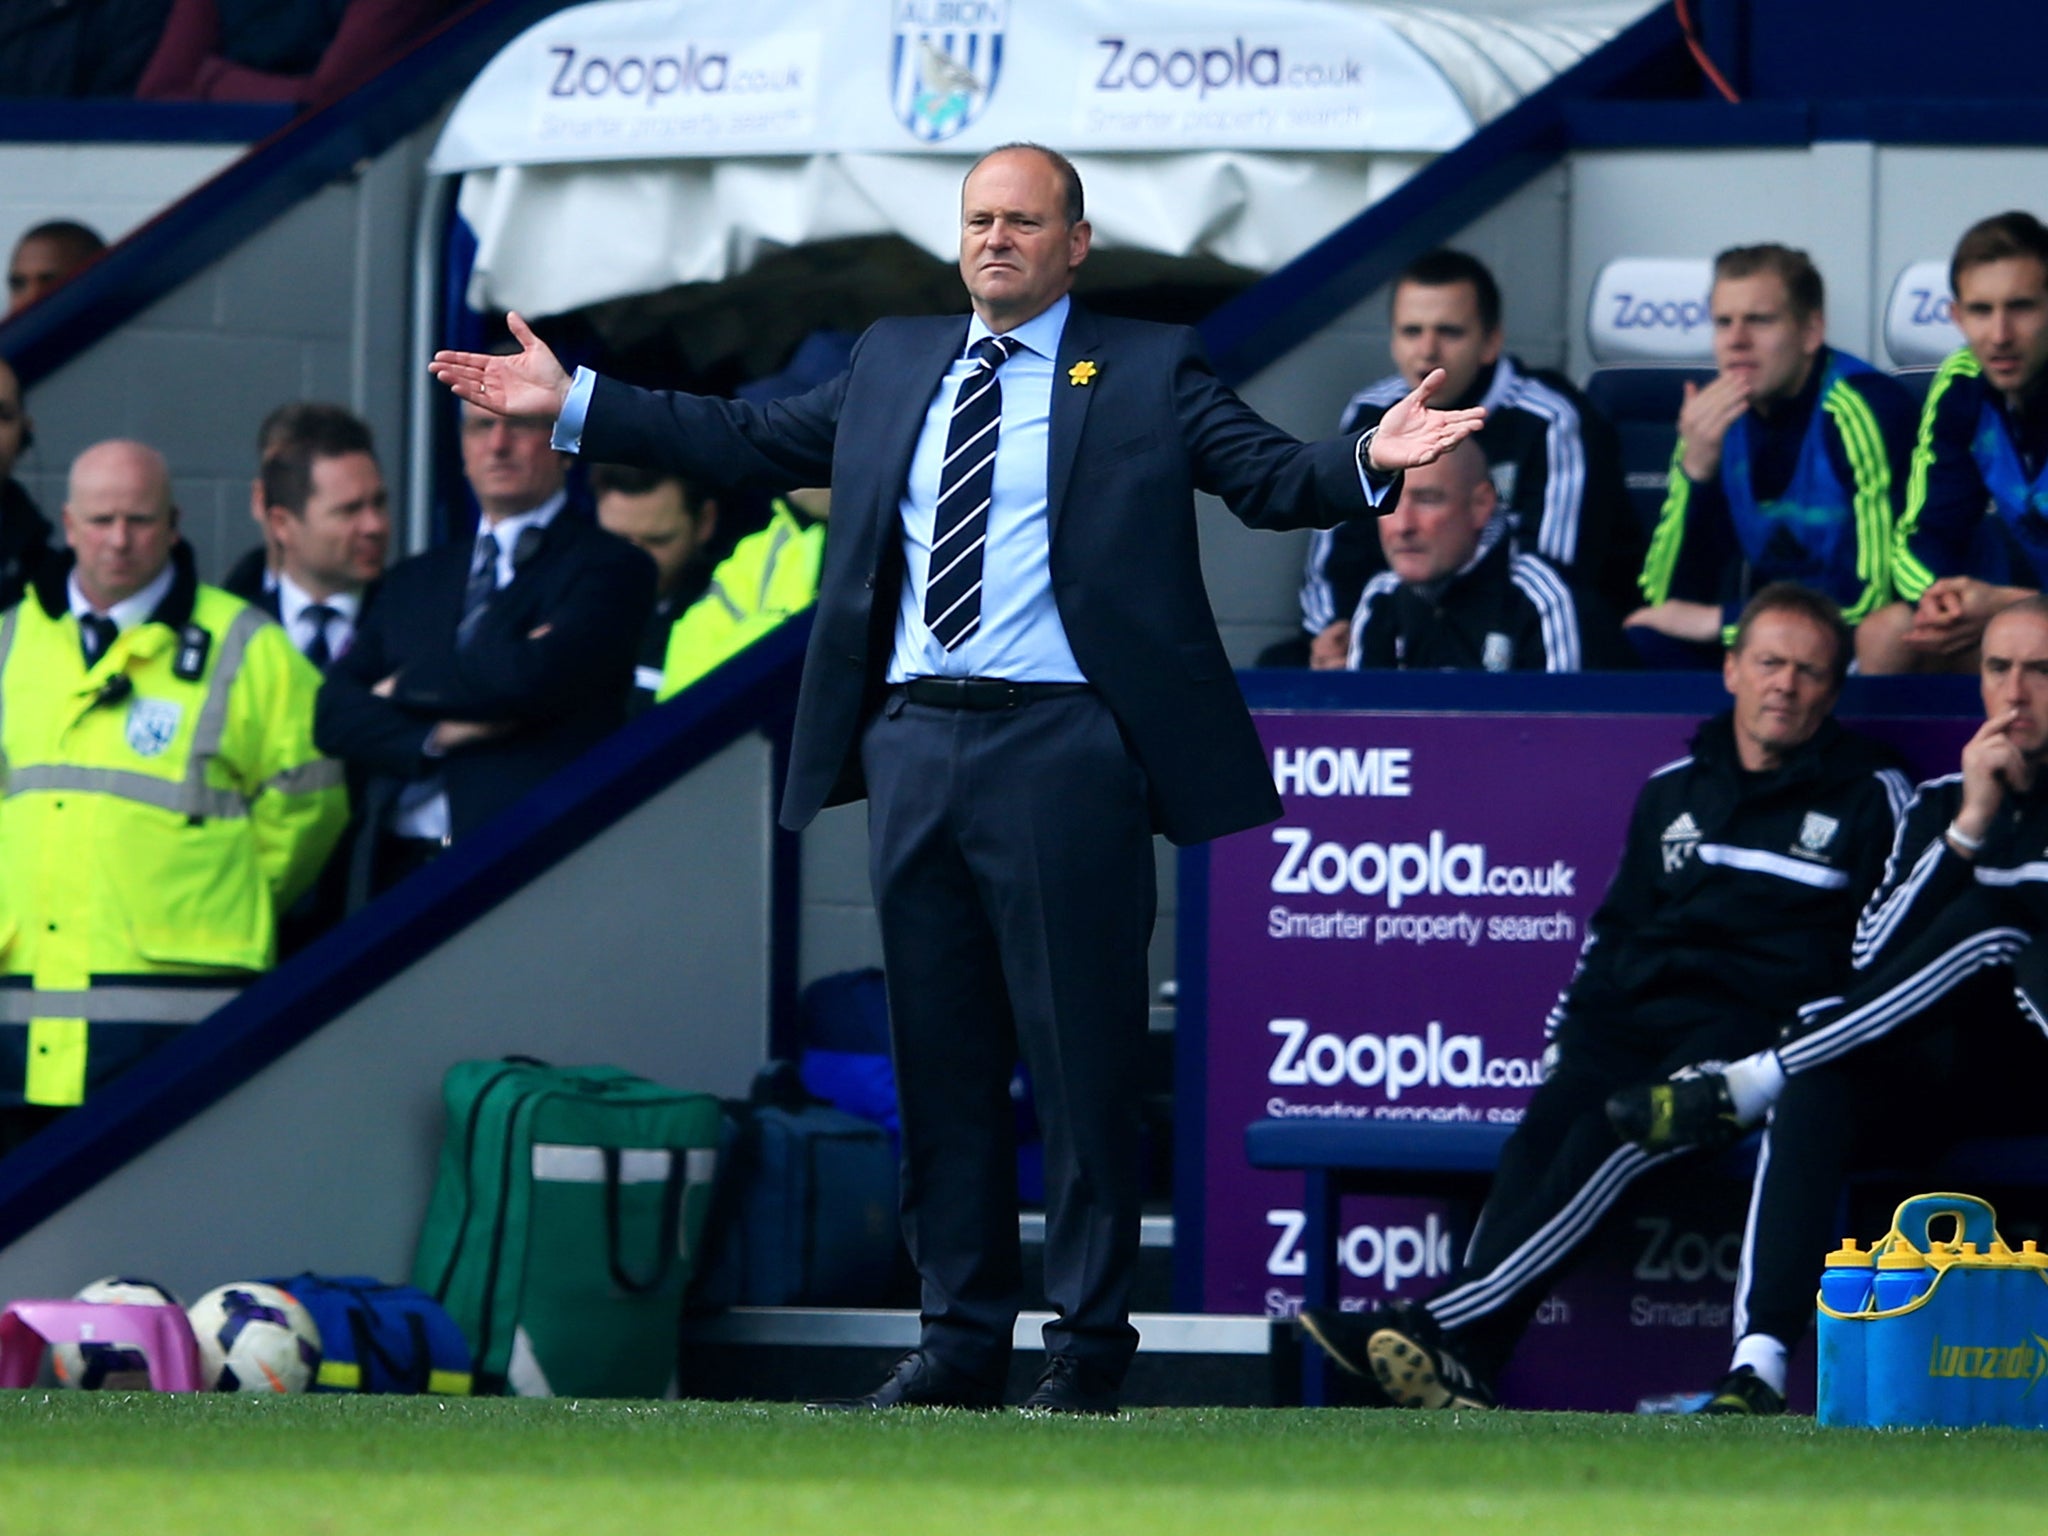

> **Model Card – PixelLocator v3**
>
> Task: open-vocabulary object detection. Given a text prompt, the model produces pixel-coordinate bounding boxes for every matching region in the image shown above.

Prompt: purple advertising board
[1185,691,1976,1410]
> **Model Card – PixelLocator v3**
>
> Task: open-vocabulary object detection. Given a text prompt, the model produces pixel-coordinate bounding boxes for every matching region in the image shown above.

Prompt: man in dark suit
[249,403,389,948]
[431,143,1483,1413]
[314,396,652,900]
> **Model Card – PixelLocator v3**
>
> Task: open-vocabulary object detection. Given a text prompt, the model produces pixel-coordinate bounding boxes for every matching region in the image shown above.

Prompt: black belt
[900,677,1091,711]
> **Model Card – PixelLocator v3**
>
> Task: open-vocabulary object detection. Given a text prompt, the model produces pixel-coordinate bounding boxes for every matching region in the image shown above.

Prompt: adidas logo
[1661,813,1700,873]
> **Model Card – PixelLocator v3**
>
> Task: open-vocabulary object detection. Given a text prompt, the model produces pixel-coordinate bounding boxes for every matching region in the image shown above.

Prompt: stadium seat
[1890,366,1939,410]
[1583,366,1716,536]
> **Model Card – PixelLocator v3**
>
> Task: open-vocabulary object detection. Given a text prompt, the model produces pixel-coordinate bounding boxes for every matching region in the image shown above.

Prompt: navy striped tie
[924,334,1019,650]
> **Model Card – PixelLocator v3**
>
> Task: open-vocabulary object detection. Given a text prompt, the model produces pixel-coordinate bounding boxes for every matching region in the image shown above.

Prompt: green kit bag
[412,1058,722,1397]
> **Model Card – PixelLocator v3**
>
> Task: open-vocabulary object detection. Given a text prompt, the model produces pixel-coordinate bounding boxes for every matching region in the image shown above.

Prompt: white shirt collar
[476,489,567,587]
[965,293,1070,362]
[278,572,363,632]
[69,560,176,635]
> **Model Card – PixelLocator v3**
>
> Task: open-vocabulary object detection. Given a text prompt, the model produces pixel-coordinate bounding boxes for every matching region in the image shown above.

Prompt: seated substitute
[1301,583,1908,1409]
[1296,247,1637,667]
[1347,437,1631,672]
[590,462,719,712]
[1609,595,2048,1414]
[1630,244,1916,664]
[0,441,345,1153]
[1858,211,2048,673]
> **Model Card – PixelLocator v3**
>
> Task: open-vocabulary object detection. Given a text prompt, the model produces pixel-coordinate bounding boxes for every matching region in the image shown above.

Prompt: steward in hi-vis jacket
[0,515,344,1125]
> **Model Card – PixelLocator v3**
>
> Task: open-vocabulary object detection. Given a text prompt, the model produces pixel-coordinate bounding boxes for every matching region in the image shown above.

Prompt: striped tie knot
[971,334,1020,373]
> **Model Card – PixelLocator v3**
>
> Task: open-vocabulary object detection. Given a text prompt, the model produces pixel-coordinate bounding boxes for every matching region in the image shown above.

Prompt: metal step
[677,1307,1290,1407]
[684,1306,1269,1355]
[1018,1212,1173,1248]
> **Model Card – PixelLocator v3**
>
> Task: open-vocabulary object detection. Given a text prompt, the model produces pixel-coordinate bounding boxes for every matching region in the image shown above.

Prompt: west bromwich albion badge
[125,697,182,758]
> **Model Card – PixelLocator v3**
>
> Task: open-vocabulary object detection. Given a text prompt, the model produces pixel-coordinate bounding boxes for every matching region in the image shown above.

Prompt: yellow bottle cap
[1826,1239,1875,1266]
[1878,1246,1929,1269]
[2017,1242,2048,1270]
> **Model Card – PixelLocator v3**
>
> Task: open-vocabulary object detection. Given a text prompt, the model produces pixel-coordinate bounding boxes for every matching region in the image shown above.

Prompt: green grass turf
[1,1393,2041,1536]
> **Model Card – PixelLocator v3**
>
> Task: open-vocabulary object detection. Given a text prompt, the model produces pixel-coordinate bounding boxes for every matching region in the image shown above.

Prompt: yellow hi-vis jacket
[0,550,348,1106]
[656,499,824,700]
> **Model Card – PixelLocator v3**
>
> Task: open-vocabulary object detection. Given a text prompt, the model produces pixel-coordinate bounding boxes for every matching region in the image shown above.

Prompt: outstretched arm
[429,312,572,421]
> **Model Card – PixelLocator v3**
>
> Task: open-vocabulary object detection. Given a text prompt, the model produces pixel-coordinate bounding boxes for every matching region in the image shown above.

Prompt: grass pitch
[1,1393,2040,1536]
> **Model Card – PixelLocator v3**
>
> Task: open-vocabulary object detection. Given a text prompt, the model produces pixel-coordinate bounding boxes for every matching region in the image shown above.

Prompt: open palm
[1368,368,1488,471]
[428,312,571,420]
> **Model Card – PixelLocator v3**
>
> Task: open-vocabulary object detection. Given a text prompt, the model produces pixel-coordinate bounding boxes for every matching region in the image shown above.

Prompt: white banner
[429,0,1481,171]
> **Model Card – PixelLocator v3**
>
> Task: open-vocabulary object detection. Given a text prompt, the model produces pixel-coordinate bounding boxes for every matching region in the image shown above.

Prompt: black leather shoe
[805,1350,1004,1412]
[1018,1355,1120,1415]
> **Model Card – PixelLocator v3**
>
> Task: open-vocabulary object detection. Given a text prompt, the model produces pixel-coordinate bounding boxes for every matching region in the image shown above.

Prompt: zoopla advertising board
[1184,680,1974,1409]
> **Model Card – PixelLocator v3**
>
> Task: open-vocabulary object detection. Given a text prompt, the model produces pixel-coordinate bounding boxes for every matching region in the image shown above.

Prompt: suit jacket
[579,304,1379,846]
[313,510,654,846]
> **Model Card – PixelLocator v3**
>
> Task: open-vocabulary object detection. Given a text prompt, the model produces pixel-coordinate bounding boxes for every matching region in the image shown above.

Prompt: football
[187,1281,323,1393]
[50,1276,183,1391]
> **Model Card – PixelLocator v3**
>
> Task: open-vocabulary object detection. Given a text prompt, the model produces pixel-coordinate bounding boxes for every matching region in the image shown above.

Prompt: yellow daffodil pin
[1067,361,1098,386]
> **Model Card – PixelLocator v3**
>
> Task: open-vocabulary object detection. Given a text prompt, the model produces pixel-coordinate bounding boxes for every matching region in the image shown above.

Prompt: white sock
[1721,1050,1786,1124]
[1730,1333,1789,1396]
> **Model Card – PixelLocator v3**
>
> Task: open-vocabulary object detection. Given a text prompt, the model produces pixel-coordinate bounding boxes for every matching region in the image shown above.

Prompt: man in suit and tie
[430,142,1483,1413]
[247,404,389,948]
[253,404,389,667]
[313,394,652,900]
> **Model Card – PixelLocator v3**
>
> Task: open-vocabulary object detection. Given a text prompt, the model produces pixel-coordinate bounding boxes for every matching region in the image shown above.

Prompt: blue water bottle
[1816,1238,1875,1426]
[1866,1244,1936,1426]
[2017,1243,2048,1429]
[1870,1244,1933,1311]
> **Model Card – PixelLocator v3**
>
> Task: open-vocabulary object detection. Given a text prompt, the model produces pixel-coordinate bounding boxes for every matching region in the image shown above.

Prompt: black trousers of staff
[1737,887,2048,1349]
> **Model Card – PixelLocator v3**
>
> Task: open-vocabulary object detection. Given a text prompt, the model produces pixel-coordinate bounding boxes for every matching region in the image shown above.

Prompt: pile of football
[51,1276,322,1393]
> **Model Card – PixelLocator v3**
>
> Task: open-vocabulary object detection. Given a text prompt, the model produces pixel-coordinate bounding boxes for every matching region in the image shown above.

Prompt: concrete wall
[0,142,240,280]
[0,736,774,1303]
[10,129,431,585]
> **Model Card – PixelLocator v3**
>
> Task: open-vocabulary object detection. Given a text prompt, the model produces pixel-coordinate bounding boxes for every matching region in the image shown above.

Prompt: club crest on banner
[125,697,182,759]
[890,1,1005,143]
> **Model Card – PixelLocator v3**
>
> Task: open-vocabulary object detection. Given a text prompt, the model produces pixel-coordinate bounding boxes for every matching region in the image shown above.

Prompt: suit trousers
[860,687,1156,1388]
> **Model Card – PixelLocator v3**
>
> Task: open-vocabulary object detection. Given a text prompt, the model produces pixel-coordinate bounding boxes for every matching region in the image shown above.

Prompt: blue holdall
[261,1273,473,1395]
[688,1062,906,1310]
